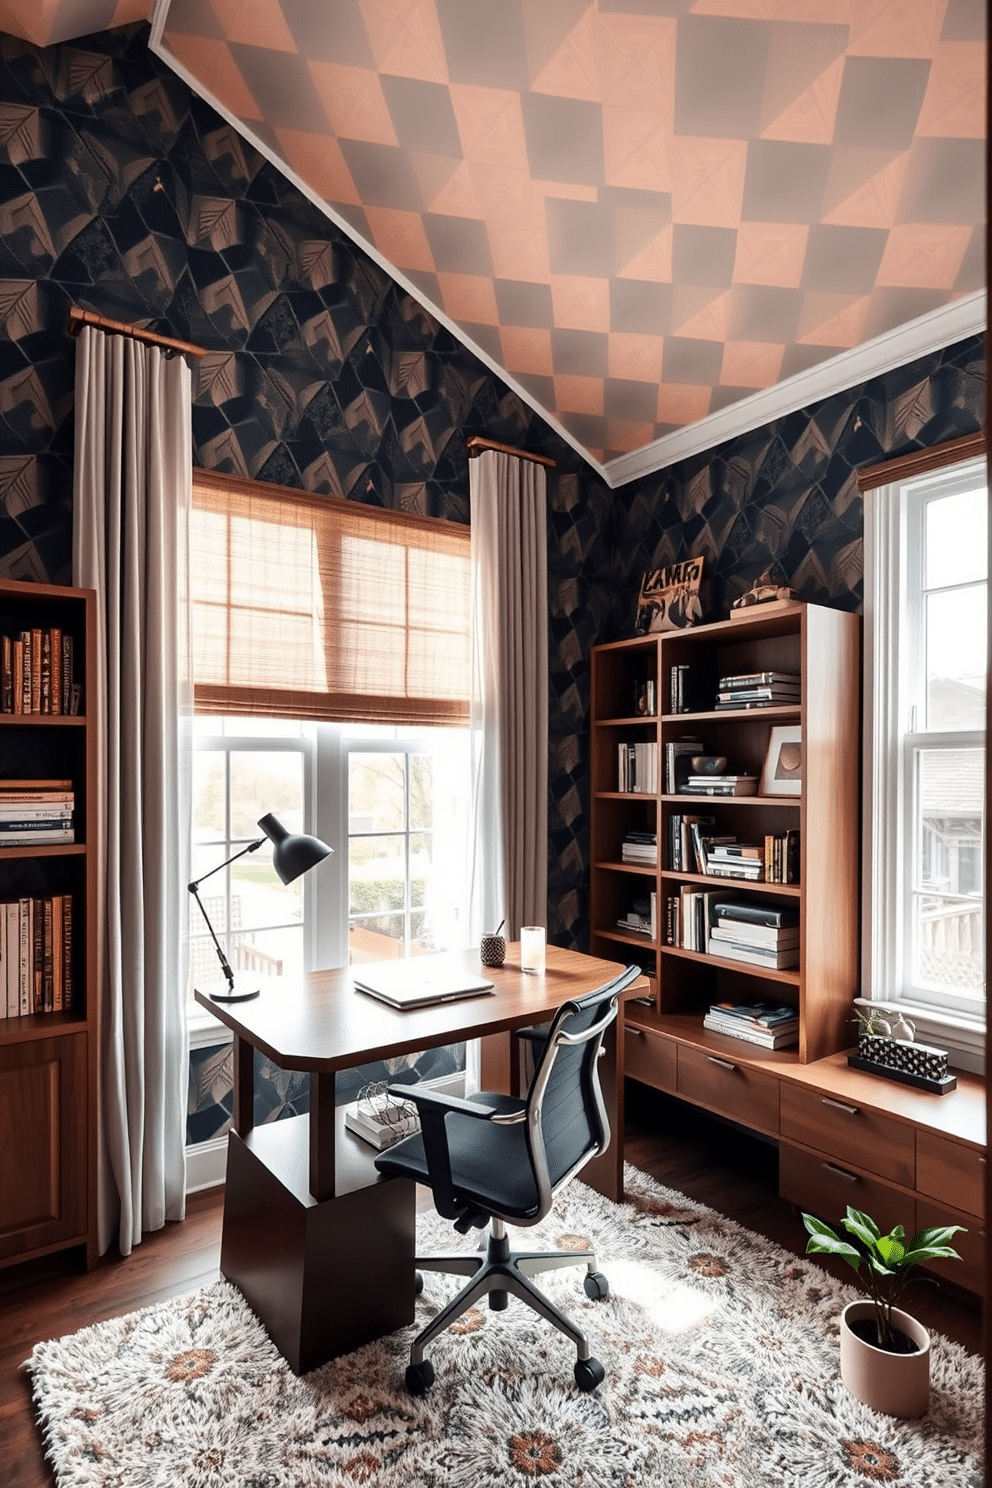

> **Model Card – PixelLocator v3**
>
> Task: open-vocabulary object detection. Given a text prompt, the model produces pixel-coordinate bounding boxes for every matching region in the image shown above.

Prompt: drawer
[780,1143,910,1235]
[676,1044,779,1136]
[780,1084,914,1188]
[623,1023,677,1093]
[915,1196,986,1298]
[916,1130,985,1219]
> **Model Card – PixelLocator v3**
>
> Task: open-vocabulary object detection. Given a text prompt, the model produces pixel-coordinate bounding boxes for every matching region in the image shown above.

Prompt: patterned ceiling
[1,1,986,471]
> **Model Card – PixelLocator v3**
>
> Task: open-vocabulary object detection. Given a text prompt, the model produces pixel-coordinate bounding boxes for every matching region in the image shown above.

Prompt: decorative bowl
[691,755,727,775]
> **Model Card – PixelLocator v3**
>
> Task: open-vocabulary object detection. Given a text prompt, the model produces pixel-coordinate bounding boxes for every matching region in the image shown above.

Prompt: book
[718,672,801,688]
[12,639,23,714]
[0,828,75,843]
[343,1096,419,1150]
[1,911,9,1018]
[20,632,31,713]
[42,897,53,1012]
[40,630,51,714]
[18,899,30,1015]
[49,628,61,715]
[62,894,73,1010]
[710,941,800,970]
[30,628,41,713]
[713,919,800,948]
[708,1000,799,1027]
[712,901,800,928]
[62,634,74,715]
[702,1015,798,1049]
[0,805,74,821]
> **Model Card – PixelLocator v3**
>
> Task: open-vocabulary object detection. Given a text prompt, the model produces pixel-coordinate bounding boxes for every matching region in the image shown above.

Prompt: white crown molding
[603,290,987,489]
[148,13,609,483]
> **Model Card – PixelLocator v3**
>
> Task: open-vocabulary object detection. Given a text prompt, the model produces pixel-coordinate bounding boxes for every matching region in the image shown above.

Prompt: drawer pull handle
[625,1027,645,1038]
[821,1097,860,1117]
[979,1230,987,1240]
[979,1155,987,1165]
[707,1056,738,1072]
[821,1162,859,1184]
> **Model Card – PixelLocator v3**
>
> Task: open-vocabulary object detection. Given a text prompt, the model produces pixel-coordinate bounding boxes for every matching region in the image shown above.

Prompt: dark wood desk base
[221,1122,416,1374]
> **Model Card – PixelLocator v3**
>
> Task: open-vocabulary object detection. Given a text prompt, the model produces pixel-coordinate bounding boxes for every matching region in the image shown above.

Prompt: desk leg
[309,1071,336,1201]
[479,1031,512,1094]
[233,1034,254,1137]
[579,1018,624,1203]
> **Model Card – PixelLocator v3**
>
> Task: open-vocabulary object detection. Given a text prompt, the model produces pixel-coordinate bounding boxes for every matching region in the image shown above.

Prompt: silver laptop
[353,962,495,1010]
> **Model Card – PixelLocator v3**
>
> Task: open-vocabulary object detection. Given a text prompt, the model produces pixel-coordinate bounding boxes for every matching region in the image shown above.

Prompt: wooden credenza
[624,1007,986,1296]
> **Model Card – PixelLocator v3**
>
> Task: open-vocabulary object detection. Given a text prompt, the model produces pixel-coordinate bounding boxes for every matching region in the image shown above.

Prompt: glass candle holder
[520,925,546,975]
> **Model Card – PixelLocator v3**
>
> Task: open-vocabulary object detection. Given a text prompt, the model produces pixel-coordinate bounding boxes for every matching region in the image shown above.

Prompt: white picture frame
[760,725,802,796]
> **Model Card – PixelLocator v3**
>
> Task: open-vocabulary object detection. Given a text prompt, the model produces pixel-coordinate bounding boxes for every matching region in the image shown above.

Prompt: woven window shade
[191,471,470,724]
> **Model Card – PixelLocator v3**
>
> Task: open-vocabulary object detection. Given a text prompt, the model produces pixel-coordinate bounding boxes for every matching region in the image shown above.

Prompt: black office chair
[374,963,642,1395]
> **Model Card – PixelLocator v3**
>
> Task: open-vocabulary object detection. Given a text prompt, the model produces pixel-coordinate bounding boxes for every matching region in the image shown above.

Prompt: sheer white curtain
[73,325,192,1257]
[468,449,548,942]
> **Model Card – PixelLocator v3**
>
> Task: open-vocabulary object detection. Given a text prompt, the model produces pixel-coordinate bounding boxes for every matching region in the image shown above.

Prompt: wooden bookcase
[0,579,98,1269]
[589,601,861,1065]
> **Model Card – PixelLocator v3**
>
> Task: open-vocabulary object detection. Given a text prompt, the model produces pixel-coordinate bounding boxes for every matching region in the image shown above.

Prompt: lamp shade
[258,812,333,885]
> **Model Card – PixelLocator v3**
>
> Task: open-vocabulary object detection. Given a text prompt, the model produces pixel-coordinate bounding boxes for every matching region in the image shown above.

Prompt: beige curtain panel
[191,471,471,725]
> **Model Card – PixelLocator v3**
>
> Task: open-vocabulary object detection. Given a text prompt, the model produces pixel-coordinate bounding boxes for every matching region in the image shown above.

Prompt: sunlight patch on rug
[26,1165,983,1487]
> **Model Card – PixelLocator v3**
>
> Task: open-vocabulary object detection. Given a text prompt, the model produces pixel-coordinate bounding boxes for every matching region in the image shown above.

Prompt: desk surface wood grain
[196,945,647,1072]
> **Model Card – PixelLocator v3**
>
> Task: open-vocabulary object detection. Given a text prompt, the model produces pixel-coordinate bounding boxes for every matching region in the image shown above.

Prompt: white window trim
[862,455,986,1073]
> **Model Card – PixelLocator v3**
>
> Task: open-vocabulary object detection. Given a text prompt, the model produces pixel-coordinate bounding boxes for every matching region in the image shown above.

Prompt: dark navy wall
[608,336,985,635]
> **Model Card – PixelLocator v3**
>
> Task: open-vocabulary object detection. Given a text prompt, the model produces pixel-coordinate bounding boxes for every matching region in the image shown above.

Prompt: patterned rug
[27,1166,983,1488]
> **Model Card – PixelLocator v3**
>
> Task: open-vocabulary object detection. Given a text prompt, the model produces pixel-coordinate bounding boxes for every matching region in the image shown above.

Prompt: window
[862,441,987,1067]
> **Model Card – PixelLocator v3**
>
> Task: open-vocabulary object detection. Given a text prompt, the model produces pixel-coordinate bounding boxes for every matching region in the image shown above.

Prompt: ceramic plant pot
[839,1300,931,1418]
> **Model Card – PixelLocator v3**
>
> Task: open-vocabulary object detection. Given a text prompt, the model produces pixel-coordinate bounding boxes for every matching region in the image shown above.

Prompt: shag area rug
[27,1166,982,1488]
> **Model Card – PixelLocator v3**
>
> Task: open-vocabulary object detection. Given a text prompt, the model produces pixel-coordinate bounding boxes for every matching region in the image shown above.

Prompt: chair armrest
[384,1085,497,1119]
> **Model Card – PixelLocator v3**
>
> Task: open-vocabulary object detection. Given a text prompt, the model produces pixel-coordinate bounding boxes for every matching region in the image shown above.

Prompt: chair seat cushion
[375,1090,543,1219]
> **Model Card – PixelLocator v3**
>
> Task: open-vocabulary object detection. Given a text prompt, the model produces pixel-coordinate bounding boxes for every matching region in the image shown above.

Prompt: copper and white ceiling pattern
[3,0,983,466]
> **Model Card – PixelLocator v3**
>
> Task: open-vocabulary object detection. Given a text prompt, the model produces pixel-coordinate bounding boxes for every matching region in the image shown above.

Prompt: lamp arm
[189,881,236,994]
[188,836,265,894]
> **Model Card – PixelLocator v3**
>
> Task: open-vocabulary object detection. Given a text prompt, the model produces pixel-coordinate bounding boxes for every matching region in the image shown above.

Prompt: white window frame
[862,453,986,1072]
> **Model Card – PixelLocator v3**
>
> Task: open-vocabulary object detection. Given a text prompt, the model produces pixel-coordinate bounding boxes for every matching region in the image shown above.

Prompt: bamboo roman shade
[191,471,470,724]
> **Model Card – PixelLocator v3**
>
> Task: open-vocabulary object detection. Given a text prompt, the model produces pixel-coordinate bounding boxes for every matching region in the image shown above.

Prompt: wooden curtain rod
[467,435,556,468]
[67,306,207,359]
[856,430,986,491]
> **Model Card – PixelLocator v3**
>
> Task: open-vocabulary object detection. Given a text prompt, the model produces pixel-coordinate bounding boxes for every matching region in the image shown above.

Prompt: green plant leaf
[845,1206,882,1240]
[841,1214,882,1254]
[901,1243,963,1267]
[805,1232,862,1273]
[801,1213,840,1243]
[908,1224,966,1251]
[875,1235,906,1267]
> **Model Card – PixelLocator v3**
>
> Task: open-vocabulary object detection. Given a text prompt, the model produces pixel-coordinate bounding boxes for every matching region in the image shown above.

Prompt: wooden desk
[197,945,645,1373]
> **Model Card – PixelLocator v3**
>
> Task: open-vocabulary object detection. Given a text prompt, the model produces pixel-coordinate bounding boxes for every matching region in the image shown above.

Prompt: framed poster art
[760,725,802,796]
[635,557,704,634]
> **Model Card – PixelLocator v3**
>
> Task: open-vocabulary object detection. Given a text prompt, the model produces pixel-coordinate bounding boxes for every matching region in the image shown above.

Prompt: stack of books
[715,671,800,710]
[703,1000,799,1049]
[344,1091,419,1150]
[618,740,658,793]
[618,891,656,938]
[0,629,79,715]
[703,842,764,880]
[0,894,74,1016]
[621,829,657,866]
[708,900,800,969]
[0,779,74,844]
[633,679,656,716]
[664,738,703,792]
[678,774,758,797]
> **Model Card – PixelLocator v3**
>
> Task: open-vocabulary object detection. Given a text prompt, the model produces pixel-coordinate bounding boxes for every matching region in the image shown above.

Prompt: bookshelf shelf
[590,602,861,1063]
[0,579,97,1270]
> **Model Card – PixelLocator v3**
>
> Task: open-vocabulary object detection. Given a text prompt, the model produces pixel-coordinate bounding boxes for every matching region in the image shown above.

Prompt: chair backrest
[523,964,641,1216]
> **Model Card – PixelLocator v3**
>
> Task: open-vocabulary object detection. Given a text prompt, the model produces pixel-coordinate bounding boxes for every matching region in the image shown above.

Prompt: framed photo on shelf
[761,725,802,796]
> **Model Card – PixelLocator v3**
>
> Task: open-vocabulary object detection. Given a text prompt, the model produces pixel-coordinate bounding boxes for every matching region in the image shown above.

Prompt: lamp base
[207,984,260,1003]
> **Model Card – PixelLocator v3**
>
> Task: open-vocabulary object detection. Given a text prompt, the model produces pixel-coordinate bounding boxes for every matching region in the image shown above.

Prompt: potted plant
[802,1205,965,1418]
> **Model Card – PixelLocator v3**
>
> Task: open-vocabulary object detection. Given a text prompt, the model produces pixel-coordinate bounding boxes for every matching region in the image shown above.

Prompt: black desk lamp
[189,812,332,1002]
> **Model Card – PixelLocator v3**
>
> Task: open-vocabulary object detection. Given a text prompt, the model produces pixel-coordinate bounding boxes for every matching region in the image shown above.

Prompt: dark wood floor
[1,1090,983,1487]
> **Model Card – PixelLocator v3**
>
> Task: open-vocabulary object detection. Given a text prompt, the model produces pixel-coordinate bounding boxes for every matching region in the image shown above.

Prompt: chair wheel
[574,1356,605,1392]
[405,1359,435,1395]
[414,1270,424,1295]
[584,1271,609,1300]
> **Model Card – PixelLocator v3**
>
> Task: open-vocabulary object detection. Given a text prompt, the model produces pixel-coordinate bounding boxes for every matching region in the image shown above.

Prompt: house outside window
[862,444,986,1071]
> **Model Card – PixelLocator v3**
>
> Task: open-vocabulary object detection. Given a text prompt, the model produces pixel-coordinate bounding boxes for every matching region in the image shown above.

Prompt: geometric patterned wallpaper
[0,24,985,956]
